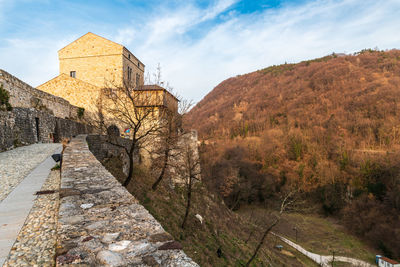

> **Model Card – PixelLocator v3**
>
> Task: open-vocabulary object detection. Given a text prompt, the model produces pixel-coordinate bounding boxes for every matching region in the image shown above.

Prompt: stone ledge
[57,135,198,267]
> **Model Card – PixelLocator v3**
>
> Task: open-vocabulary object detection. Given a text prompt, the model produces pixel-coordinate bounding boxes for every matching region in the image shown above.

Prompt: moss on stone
[0,83,12,111]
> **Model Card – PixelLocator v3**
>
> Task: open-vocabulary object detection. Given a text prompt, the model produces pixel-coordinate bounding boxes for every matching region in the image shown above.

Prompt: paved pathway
[0,143,61,202]
[0,144,61,266]
[3,170,60,266]
[272,233,374,266]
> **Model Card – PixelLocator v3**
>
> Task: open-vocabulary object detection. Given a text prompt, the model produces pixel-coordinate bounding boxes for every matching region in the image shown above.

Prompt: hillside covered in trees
[186,49,400,259]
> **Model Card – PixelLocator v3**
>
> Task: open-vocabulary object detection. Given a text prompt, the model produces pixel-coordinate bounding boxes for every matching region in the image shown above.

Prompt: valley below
[184,49,400,264]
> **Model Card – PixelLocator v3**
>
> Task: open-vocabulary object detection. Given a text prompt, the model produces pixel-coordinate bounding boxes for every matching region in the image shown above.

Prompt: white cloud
[1,0,400,103]
[115,0,400,102]
[137,0,238,48]
[0,37,72,87]
[200,0,238,22]
[115,28,136,45]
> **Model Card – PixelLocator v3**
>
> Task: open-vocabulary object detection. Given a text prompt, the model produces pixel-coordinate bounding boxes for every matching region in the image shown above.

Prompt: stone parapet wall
[57,135,198,266]
[86,131,201,183]
[0,108,92,151]
[0,69,80,119]
[86,134,138,177]
[86,135,134,161]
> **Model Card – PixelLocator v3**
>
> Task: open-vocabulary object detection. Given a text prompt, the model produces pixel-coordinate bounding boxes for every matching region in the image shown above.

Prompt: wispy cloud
[0,0,399,102]
[115,0,400,102]
[200,0,238,22]
[0,36,72,86]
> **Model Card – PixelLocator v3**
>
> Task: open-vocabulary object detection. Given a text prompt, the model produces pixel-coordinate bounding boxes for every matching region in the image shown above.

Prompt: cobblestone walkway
[0,144,60,202]
[3,170,60,267]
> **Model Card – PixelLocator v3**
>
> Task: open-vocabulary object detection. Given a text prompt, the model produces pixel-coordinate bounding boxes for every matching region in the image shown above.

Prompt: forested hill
[185,49,400,259]
[187,49,400,142]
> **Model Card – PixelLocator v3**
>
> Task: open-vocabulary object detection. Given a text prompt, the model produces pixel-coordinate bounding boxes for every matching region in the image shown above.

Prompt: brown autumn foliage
[186,49,400,258]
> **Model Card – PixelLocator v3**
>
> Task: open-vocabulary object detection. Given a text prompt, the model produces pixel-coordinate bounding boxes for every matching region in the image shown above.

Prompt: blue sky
[0,0,399,102]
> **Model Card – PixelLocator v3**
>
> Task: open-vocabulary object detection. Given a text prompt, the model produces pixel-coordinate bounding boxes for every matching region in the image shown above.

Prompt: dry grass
[238,206,377,264]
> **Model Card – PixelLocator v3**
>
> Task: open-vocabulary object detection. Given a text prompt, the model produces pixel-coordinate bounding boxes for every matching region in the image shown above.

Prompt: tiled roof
[380,257,400,264]
[136,85,179,101]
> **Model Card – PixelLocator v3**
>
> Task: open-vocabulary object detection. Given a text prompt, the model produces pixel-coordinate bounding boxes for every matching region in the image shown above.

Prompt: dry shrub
[61,138,70,153]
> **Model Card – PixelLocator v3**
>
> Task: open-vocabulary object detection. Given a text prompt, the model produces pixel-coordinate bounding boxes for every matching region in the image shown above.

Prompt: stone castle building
[38,32,178,117]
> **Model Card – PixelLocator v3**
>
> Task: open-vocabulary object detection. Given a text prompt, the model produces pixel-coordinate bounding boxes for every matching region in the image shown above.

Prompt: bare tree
[151,99,192,190]
[96,80,167,187]
[145,63,166,88]
[245,191,295,267]
[141,63,196,191]
[174,141,201,229]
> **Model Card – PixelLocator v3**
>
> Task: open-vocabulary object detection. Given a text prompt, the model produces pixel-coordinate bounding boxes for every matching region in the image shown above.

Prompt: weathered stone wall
[168,130,202,185]
[86,131,201,184]
[37,74,101,115]
[86,135,138,177]
[60,53,122,88]
[57,135,198,266]
[0,108,93,151]
[122,47,144,87]
[0,69,80,119]
[86,135,135,161]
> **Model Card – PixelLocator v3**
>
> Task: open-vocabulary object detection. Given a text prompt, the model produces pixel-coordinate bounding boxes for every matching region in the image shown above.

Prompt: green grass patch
[275,212,377,264]
[51,164,60,170]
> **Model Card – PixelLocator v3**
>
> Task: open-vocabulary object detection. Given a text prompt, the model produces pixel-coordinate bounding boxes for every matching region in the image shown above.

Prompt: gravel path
[3,170,60,267]
[0,143,60,202]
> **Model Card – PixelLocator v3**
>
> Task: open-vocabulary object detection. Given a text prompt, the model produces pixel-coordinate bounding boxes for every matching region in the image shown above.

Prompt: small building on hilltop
[38,32,177,121]
[40,32,144,89]
[36,32,193,177]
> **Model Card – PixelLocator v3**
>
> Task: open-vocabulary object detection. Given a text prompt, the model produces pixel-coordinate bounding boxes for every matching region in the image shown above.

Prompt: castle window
[70,71,76,78]
[137,62,140,68]
[128,54,131,60]
[136,73,140,86]
[127,66,132,81]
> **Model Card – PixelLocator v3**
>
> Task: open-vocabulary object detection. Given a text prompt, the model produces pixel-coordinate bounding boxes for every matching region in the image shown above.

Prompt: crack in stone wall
[57,135,198,266]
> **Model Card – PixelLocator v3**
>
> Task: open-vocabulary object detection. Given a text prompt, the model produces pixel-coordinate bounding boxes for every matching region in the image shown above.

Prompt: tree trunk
[181,177,192,229]
[245,218,279,267]
[230,190,241,211]
[245,228,255,244]
[123,153,134,187]
[152,149,169,190]
[123,142,136,187]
